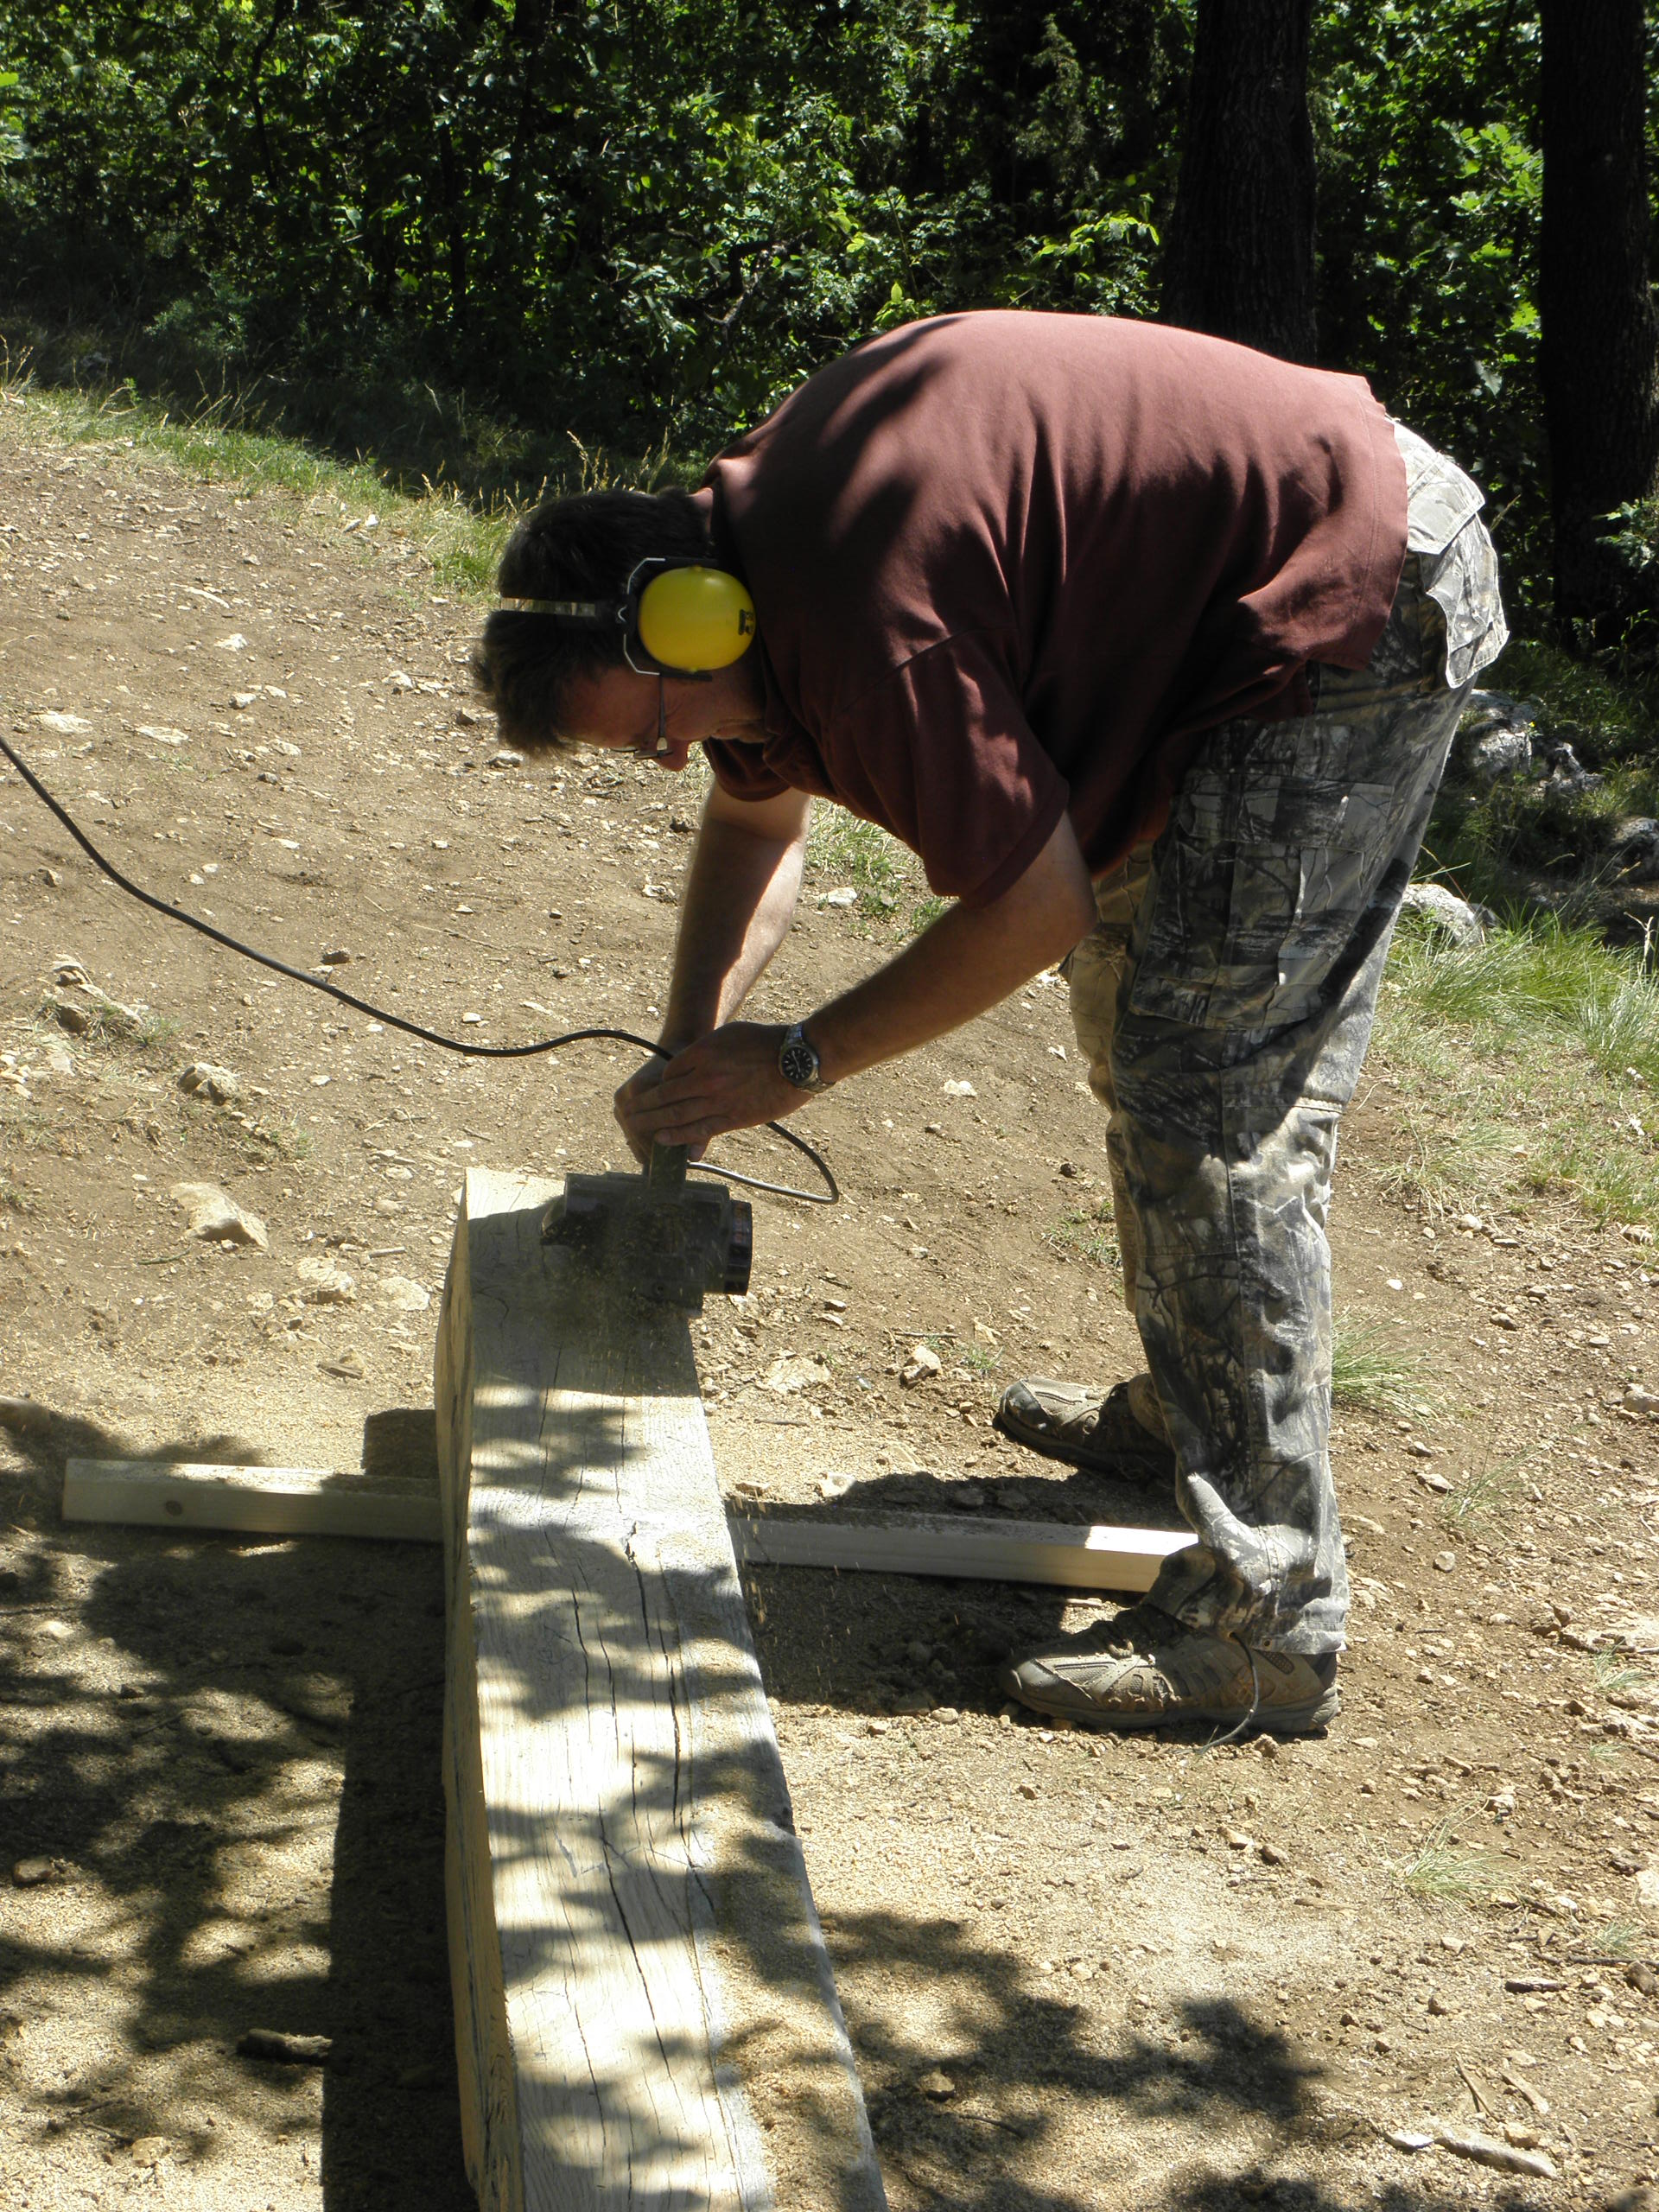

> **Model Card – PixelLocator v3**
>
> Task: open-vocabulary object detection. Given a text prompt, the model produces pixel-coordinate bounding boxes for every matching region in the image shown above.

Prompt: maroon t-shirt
[699,311,1407,906]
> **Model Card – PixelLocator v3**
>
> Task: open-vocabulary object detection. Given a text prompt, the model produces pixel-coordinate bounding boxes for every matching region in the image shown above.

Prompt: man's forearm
[810,814,1096,1084]
[659,800,808,1045]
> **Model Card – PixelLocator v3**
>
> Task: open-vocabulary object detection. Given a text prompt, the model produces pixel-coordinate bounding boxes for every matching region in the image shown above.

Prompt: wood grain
[436,1167,885,2211]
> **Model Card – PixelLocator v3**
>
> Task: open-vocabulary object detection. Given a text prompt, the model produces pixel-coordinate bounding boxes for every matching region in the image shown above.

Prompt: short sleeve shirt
[700,311,1407,905]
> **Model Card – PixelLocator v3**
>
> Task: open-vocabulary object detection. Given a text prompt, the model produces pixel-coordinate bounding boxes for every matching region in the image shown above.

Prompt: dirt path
[2,411,1657,2210]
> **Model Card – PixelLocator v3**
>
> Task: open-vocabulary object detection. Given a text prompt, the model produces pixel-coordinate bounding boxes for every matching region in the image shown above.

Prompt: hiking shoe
[1000,1601,1339,1736]
[993,1374,1176,1482]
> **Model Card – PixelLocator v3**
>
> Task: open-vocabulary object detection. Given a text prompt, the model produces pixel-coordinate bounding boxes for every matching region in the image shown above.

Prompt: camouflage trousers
[1066,425,1507,1654]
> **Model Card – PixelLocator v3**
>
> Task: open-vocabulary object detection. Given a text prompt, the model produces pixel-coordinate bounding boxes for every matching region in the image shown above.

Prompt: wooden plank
[61,1460,1191,1594]
[435,1167,885,2212]
[729,1513,1192,1592]
[62,1459,442,1544]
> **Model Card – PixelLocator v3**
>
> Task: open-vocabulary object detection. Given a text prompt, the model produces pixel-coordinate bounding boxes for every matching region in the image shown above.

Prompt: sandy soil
[2,410,1658,2210]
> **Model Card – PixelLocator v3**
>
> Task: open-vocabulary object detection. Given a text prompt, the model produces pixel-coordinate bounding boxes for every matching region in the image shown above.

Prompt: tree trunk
[1539,0,1659,630]
[1160,0,1316,362]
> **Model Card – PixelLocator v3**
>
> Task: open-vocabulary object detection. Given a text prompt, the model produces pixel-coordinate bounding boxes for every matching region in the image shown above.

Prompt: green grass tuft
[1043,1202,1122,1271]
[1376,909,1659,1230]
[1330,1315,1436,1418]
[1392,1806,1503,1900]
[1439,1450,1529,1530]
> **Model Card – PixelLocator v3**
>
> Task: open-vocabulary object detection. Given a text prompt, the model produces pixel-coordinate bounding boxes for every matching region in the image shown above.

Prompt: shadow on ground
[1,1397,470,2208]
[2,1392,1520,2210]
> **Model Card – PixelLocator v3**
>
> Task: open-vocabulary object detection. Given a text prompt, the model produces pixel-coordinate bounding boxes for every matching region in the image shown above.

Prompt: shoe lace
[1203,1637,1264,1751]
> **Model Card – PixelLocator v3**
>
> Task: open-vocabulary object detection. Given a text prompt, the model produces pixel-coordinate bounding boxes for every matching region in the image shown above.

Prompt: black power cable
[0,729,838,1205]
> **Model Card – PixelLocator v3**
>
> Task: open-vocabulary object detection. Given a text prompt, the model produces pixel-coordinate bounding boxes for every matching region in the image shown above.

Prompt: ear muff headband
[497,558,757,680]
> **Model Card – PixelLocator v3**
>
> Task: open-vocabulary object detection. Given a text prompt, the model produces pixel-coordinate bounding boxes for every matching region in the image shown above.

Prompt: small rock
[1435,2129,1557,2180]
[1415,1469,1452,1494]
[994,1484,1031,1512]
[1433,1549,1456,1573]
[230,690,258,709]
[816,1471,855,1501]
[760,1352,832,1395]
[237,2028,333,2066]
[941,1078,977,1097]
[1427,1992,1452,2016]
[137,723,190,746]
[177,1060,240,1104]
[917,2068,955,2100]
[377,1274,430,1314]
[39,866,62,887]
[900,1344,943,1388]
[488,749,525,769]
[129,2136,170,2168]
[1259,1841,1287,1866]
[297,1255,356,1305]
[1389,2129,1434,2152]
[1626,1962,1658,1998]
[1637,1866,1659,1915]
[319,947,353,967]
[1018,1781,1039,1801]
[953,1482,987,1510]
[12,1857,61,1888]
[1624,1383,1659,1416]
[170,1182,269,1250]
[1543,738,1600,794]
[1611,817,1659,884]
[37,710,92,734]
[1400,882,1492,944]
[822,887,858,907]
[933,1707,961,1726]
[319,1350,365,1381]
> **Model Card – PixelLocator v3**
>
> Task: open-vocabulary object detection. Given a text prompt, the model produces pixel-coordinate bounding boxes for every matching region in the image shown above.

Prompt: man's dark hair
[471,487,715,750]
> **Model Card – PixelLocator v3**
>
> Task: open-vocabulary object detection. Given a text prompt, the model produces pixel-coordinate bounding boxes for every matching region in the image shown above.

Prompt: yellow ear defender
[634,563,756,674]
[497,556,757,680]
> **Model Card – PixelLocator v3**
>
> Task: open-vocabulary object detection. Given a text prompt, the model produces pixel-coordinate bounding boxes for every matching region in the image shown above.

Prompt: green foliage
[2,1,1656,637]
[0,1,1185,472]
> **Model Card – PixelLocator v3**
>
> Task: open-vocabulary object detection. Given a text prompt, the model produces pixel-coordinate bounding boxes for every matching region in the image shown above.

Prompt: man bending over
[471,309,1505,1738]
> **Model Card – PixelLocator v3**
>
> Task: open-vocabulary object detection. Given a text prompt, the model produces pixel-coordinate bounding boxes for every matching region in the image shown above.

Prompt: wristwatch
[778,1021,827,1092]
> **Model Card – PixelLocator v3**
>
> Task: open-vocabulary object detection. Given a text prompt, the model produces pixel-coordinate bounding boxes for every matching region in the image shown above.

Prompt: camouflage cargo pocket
[1127,733,1400,1029]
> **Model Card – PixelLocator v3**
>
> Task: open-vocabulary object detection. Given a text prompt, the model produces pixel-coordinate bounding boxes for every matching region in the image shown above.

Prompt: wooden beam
[435,1167,885,2210]
[62,1459,442,1544]
[730,1512,1192,1592]
[62,1460,1190,1595]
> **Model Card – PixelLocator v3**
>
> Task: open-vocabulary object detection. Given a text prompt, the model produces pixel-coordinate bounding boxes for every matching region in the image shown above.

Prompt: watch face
[780,1039,819,1089]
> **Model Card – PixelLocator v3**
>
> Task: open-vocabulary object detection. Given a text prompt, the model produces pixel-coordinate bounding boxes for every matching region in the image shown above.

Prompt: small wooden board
[62,1459,442,1543]
[435,1167,885,2210]
[61,1459,1191,1595]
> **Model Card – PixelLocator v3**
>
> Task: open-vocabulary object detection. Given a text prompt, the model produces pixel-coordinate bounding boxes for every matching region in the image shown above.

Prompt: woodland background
[0,1,1656,639]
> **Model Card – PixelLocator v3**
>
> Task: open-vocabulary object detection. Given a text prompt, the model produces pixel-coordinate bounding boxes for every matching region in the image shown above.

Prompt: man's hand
[613,1023,799,1160]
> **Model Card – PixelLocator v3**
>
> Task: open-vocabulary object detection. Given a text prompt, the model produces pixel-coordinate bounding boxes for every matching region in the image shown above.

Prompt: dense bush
[1,2,1656,611]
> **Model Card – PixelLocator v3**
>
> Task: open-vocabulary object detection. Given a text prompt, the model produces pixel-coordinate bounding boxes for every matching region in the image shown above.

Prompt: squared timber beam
[435,1167,885,2210]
